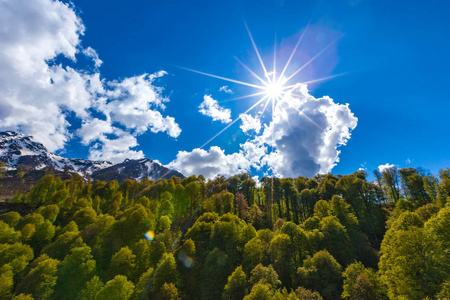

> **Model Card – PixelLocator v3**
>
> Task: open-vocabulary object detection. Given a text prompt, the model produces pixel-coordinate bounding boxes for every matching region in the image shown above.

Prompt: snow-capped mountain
[0,131,112,175]
[91,158,185,182]
[0,131,184,181]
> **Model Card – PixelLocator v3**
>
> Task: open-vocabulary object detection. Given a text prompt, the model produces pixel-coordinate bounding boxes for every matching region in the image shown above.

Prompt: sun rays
[179,23,344,149]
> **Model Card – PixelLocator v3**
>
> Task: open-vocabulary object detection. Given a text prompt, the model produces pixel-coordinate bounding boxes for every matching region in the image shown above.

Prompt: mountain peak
[0,131,183,182]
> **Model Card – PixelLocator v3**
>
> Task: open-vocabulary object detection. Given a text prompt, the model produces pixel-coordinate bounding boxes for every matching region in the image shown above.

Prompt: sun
[264,75,284,100]
[179,22,343,149]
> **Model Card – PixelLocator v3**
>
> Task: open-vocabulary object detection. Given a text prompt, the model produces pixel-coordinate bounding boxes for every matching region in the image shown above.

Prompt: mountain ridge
[0,131,184,182]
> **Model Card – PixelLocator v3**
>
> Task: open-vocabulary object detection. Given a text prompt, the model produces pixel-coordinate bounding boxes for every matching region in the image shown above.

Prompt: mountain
[0,131,184,182]
[0,131,113,175]
[91,158,184,182]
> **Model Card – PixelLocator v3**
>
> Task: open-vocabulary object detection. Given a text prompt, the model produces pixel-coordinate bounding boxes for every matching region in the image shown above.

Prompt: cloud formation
[0,0,179,163]
[170,83,357,179]
[240,114,262,134]
[198,95,232,123]
[219,85,234,94]
[378,163,395,173]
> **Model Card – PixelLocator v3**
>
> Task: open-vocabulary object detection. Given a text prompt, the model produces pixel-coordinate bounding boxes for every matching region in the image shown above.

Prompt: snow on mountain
[0,131,184,181]
[91,158,185,183]
[0,131,113,175]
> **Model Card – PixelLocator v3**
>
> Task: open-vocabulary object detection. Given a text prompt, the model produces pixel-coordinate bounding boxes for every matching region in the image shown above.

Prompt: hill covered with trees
[0,167,449,299]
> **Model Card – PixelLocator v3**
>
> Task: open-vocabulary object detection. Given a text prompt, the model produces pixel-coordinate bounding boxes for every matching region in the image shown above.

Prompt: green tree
[200,248,231,300]
[0,242,34,275]
[296,250,342,300]
[16,255,60,300]
[379,208,449,299]
[249,264,281,288]
[0,264,14,299]
[109,246,136,281]
[0,211,21,227]
[42,230,83,260]
[79,276,104,300]
[0,220,21,244]
[243,282,274,300]
[280,222,309,269]
[150,253,179,296]
[223,266,248,300]
[158,282,181,300]
[342,261,387,300]
[270,233,292,287]
[295,287,323,300]
[53,245,97,300]
[97,275,135,300]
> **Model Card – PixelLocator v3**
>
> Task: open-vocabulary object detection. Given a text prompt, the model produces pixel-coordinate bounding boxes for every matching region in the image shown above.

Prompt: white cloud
[83,47,103,68]
[77,118,114,146]
[168,145,258,179]
[378,163,395,173]
[101,72,181,137]
[240,114,261,134]
[219,85,234,94]
[88,130,144,164]
[0,0,180,161]
[198,95,232,123]
[170,83,357,179]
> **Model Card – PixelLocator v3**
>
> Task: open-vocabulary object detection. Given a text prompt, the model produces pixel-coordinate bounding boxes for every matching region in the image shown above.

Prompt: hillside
[0,167,448,299]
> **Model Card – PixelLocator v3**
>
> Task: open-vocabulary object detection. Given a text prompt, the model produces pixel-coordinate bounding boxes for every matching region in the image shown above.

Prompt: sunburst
[179,23,344,149]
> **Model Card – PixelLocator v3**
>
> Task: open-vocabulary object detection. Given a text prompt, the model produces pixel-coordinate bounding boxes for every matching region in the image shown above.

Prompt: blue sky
[1,0,449,179]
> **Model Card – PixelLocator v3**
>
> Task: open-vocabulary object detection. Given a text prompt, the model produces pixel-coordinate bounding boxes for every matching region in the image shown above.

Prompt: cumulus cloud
[0,0,180,162]
[170,83,357,179]
[83,47,103,68]
[240,114,262,134]
[219,85,234,94]
[378,163,395,173]
[198,95,232,123]
[168,145,263,179]
[88,130,145,163]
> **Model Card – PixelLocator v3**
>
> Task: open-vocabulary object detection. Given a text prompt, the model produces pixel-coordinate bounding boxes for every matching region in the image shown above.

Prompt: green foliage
[96,275,135,300]
[0,220,21,243]
[380,208,450,299]
[342,261,387,299]
[297,250,343,300]
[12,294,34,300]
[0,242,34,275]
[109,246,136,281]
[199,248,232,299]
[150,253,179,295]
[0,264,14,299]
[53,245,97,299]
[0,211,21,227]
[158,282,181,300]
[38,205,60,224]
[319,216,355,266]
[1,167,449,300]
[16,255,60,300]
[158,215,172,231]
[249,264,281,288]
[294,287,323,300]
[243,282,274,300]
[79,276,104,300]
[42,230,83,260]
[223,266,247,300]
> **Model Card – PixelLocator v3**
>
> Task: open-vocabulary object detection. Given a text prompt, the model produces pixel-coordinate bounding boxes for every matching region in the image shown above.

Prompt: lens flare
[144,230,155,241]
[265,81,283,100]
[178,22,344,150]
[177,250,195,268]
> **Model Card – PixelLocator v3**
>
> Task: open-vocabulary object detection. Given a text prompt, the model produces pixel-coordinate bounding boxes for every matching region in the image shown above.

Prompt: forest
[0,166,449,300]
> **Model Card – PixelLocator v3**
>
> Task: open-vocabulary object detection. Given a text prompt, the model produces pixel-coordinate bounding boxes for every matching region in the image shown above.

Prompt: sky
[0,0,449,179]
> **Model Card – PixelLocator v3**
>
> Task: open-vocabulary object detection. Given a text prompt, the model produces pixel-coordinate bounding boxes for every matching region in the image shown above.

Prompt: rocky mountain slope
[0,131,184,183]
